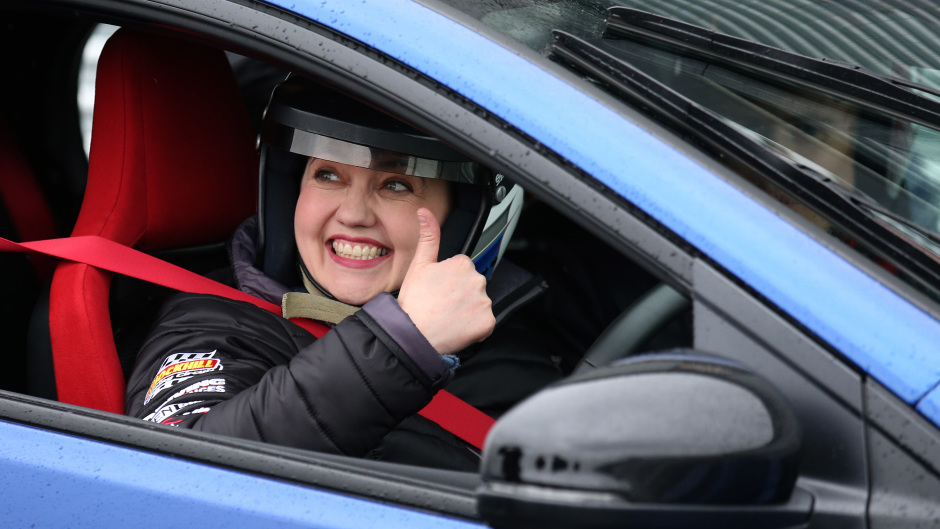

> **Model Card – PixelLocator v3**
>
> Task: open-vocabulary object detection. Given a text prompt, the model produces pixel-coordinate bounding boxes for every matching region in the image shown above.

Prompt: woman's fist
[397,208,495,355]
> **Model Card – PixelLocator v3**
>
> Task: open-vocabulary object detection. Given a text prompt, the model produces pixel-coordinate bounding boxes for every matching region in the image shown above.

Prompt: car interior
[0,7,693,462]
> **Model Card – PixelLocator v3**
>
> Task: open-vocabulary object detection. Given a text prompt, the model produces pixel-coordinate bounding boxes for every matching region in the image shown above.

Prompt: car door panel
[0,419,484,529]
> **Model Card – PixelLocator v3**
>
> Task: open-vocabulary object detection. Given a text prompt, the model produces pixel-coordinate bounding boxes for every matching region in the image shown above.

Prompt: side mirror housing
[478,351,811,529]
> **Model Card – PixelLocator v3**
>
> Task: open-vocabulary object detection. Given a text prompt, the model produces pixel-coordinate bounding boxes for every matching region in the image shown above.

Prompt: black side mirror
[477,351,813,529]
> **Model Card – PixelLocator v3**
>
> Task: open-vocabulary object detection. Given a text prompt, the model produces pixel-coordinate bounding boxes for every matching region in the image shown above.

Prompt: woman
[125,77,559,469]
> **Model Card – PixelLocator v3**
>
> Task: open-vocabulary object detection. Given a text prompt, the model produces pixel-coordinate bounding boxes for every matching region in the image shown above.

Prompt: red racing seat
[42,28,257,413]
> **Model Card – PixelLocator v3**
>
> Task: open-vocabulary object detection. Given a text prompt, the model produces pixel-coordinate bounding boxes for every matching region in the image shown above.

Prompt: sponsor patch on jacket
[144,397,216,425]
[144,351,223,405]
[145,401,204,424]
[146,377,227,411]
[167,378,225,400]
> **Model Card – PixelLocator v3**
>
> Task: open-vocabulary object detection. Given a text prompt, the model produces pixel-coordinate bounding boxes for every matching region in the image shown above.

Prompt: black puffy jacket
[125,217,563,469]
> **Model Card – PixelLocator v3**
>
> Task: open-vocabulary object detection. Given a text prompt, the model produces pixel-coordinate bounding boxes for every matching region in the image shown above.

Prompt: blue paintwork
[917,386,940,421]
[0,420,483,529]
[265,0,940,416]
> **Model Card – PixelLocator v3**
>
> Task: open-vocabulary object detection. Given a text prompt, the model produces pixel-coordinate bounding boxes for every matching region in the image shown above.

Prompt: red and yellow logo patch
[147,358,220,395]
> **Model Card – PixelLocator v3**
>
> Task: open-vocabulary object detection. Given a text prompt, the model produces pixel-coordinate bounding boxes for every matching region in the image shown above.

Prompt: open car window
[1,0,691,482]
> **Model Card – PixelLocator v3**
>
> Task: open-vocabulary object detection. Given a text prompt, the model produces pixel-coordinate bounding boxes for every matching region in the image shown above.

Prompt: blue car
[2,0,939,527]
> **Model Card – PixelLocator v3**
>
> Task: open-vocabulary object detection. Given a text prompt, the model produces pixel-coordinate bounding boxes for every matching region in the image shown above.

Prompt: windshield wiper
[732,126,940,248]
[603,7,940,132]
[550,29,940,297]
[802,163,940,249]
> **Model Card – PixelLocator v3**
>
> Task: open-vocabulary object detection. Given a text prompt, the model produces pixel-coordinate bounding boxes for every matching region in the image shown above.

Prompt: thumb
[410,208,441,269]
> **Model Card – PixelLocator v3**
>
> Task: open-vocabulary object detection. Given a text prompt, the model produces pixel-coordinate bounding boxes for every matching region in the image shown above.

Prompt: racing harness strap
[1,234,495,450]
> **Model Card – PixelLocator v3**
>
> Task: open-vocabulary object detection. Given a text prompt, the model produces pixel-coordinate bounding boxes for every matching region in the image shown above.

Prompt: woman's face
[294,157,453,305]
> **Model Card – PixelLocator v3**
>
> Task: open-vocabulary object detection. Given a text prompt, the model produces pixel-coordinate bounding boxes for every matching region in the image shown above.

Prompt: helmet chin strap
[281,261,359,324]
[299,259,338,300]
[298,259,400,305]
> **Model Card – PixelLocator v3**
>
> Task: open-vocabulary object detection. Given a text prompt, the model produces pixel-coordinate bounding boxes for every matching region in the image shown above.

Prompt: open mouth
[331,239,390,261]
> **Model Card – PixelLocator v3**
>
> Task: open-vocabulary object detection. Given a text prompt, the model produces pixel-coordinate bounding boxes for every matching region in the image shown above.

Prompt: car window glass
[435,0,940,303]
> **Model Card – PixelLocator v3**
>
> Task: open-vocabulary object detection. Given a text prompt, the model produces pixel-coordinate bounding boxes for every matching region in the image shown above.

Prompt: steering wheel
[572,283,691,375]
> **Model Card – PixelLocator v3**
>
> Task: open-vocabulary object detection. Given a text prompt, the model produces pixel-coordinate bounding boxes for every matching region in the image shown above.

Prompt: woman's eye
[384,180,412,193]
[315,170,340,183]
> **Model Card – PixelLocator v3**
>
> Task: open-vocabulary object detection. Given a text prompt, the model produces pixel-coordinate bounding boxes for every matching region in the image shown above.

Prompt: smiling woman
[123,74,557,470]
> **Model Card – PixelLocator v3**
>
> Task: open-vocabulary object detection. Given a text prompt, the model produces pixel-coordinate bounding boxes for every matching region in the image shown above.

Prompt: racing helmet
[257,76,523,291]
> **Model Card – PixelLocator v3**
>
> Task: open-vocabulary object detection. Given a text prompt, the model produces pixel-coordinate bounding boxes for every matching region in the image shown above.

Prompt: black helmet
[257,76,523,291]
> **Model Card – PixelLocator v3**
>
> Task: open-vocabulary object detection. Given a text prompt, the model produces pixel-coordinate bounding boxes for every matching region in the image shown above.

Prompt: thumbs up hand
[397,208,495,355]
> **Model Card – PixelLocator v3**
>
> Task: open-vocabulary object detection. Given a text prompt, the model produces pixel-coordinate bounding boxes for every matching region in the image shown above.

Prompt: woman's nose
[334,188,376,227]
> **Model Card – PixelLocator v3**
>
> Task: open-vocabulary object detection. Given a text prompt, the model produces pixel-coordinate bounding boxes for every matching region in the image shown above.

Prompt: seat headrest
[75,28,257,250]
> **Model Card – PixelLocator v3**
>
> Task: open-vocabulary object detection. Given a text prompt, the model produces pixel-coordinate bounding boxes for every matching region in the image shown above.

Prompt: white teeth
[332,240,388,260]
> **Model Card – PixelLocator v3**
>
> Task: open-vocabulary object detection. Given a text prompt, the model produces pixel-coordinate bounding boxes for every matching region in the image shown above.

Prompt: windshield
[436,0,940,299]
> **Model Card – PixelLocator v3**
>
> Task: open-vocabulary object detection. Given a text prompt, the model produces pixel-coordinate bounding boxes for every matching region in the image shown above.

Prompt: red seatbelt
[1,234,494,450]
